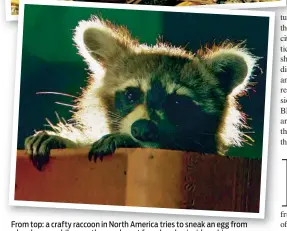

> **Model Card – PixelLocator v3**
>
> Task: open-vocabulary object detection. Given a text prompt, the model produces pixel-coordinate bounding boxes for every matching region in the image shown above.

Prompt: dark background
[18,4,270,158]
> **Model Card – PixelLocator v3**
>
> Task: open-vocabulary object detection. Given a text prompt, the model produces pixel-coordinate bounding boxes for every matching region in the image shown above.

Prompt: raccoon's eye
[124,87,142,104]
[115,87,143,117]
[169,95,190,108]
[165,94,201,125]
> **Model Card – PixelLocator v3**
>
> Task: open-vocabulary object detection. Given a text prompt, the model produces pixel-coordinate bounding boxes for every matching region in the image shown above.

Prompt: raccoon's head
[74,17,257,155]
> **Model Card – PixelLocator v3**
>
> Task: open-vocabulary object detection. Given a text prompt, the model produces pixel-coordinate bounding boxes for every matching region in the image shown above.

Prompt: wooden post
[14,148,128,205]
[14,148,261,212]
[125,148,184,208]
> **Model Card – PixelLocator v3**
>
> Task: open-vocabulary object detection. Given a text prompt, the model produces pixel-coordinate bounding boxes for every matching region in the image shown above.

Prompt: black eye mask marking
[115,87,143,117]
[146,81,167,110]
[164,93,207,126]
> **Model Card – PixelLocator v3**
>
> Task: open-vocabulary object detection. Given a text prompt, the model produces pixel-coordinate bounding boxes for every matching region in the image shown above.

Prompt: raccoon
[24,16,258,170]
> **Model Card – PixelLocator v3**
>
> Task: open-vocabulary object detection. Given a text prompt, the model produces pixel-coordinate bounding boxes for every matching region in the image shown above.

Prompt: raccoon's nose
[131,119,158,142]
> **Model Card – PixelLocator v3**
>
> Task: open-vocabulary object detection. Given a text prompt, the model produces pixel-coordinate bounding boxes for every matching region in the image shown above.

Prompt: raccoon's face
[114,84,219,152]
[110,55,223,153]
[74,17,257,154]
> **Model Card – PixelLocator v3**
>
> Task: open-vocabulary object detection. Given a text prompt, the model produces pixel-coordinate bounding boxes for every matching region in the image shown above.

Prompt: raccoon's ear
[203,47,257,96]
[73,18,134,70]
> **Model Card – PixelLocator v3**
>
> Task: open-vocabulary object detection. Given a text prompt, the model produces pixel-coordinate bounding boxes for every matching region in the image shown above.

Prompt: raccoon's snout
[131,119,158,142]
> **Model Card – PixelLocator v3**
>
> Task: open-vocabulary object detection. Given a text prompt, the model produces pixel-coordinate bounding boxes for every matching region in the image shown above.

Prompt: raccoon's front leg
[89,133,138,162]
[25,131,77,170]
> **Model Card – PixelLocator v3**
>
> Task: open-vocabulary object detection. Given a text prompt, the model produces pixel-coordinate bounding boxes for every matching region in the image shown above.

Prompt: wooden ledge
[14,148,261,212]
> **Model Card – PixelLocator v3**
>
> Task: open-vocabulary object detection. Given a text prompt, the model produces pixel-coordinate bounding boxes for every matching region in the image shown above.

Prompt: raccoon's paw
[88,134,118,162]
[88,133,138,162]
[24,131,72,171]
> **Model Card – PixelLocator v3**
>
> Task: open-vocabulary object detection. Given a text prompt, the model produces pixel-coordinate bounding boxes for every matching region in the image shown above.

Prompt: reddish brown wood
[15,148,128,205]
[14,148,261,213]
[181,153,261,212]
[125,149,183,208]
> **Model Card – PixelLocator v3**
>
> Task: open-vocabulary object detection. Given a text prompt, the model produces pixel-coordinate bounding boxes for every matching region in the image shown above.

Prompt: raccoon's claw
[30,153,50,171]
[88,134,117,162]
[24,131,68,171]
[88,133,139,162]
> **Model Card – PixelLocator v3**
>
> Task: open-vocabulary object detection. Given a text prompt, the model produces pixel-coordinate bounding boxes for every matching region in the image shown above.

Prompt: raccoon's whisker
[55,112,62,123]
[106,112,123,120]
[242,133,255,143]
[110,124,122,128]
[36,91,79,99]
[106,111,121,116]
[109,121,122,126]
[172,141,184,151]
[187,137,204,147]
[67,117,77,123]
[109,117,121,121]
[105,110,120,115]
[108,123,121,130]
[187,137,216,154]
[55,102,77,108]
[108,118,122,124]
[199,131,254,136]
[61,117,68,124]
[107,115,122,121]
[109,121,121,124]
[106,113,122,118]
[45,118,55,129]
[109,125,120,130]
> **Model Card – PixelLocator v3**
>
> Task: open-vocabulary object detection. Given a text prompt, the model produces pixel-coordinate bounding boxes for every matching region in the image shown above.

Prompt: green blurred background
[18,4,270,158]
